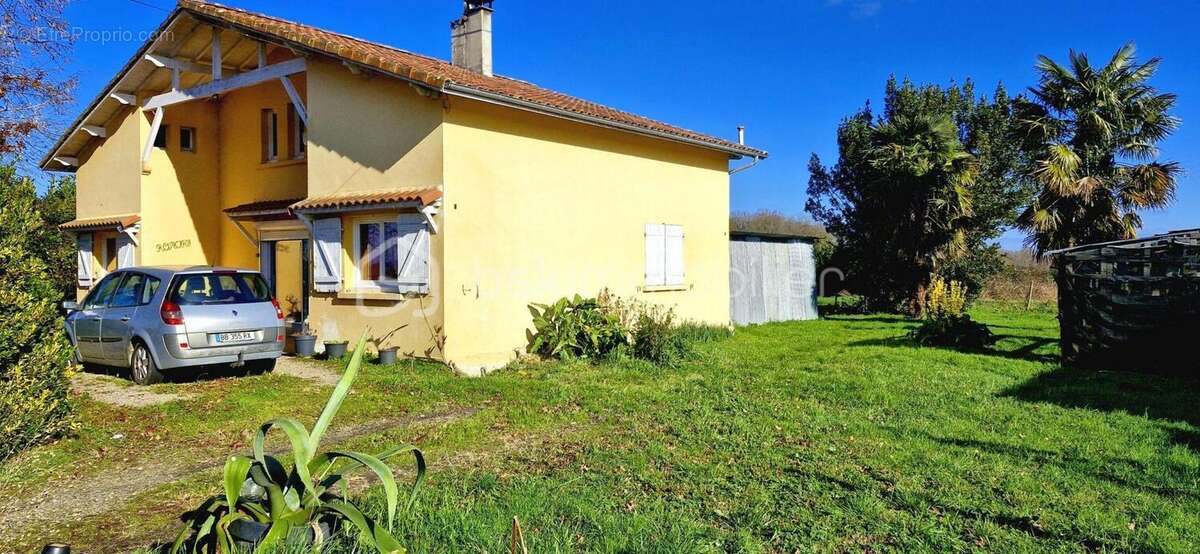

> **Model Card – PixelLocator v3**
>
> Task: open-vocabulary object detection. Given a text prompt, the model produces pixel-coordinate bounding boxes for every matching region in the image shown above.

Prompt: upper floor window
[179,127,196,153]
[288,103,306,159]
[261,109,278,162]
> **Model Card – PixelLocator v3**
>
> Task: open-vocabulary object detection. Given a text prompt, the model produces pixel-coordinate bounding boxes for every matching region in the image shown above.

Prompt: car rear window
[169,272,271,305]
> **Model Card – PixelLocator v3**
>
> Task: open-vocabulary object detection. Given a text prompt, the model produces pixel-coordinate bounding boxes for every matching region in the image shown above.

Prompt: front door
[74,272,123,361]
[261,239,309,321]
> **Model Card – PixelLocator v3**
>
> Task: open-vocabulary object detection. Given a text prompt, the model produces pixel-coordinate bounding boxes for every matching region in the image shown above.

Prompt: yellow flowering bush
[926,275,968,319]
[910,275,995,349]
[0,166,77,462]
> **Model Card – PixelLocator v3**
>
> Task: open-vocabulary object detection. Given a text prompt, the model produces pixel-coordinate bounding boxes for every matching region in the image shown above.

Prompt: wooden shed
[730,231,819,325]
[1051,228,1200,372]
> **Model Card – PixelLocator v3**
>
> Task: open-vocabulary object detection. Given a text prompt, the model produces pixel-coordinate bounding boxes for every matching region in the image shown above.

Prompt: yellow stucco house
[44,0,767,373]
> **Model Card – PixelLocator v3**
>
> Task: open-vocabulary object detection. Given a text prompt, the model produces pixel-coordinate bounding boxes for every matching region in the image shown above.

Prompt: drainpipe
[729,125,762,175]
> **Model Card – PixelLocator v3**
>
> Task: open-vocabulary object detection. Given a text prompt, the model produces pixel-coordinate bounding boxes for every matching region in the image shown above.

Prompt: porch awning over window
[59,213,141,232]
[290,187,442,214]
[223,198,303,221]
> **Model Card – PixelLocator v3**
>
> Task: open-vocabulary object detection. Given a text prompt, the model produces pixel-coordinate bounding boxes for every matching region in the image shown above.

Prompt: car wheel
[248,359,276,375]
[130,342,164,385]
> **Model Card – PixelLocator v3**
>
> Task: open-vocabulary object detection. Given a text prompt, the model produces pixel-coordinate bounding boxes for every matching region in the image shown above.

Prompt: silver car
[64,266,285,385]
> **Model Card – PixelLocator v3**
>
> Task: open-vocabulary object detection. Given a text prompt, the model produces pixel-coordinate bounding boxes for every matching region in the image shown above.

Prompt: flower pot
[324,341,349,359]
[293,334,317,357]
[228,517,336,549]
[377,347,398,365]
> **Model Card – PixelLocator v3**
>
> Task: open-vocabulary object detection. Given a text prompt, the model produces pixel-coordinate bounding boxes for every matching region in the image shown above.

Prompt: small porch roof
[290,188,442,214]
[223,197,303,221]
[59,214,141,232]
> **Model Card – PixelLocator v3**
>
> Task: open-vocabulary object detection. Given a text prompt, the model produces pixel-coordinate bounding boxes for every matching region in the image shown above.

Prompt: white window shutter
[312,217,342,292]
[259,242,275,292]
[644,223,665,286]
[665,224,684,285]
[116,234,136,269]
[76,233,94,287]
[396,215,429,290]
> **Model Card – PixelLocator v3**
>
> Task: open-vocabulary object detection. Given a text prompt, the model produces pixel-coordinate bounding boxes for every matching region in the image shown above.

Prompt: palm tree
[869,114,976,315]
[1016,43,1181,257]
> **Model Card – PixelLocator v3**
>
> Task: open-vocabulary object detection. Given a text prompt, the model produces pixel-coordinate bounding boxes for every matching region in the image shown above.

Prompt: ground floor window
[355,219,400,289]
[645,223,684,286]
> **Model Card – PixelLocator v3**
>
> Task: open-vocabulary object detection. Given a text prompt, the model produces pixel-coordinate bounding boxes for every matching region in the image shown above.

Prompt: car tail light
[270,298,284,321]
[161,300,185,325]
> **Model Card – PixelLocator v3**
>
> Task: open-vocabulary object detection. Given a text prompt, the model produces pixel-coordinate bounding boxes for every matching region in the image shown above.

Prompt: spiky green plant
[170,333,425,553]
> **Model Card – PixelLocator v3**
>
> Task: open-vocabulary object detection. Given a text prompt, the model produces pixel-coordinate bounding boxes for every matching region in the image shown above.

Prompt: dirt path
[70,372,193,407]
[69,357,341,409]
[0,408,477,547]
[274,356,342,386]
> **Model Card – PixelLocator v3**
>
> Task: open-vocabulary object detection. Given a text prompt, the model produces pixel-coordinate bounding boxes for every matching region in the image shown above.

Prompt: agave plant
[171,333,425,553]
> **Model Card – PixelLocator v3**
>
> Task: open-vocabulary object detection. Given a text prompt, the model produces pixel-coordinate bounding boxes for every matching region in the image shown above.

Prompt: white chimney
[737,126,746,145]
[451,1,493,76]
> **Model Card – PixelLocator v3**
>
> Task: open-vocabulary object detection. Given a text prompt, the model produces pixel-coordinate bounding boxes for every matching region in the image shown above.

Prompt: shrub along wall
[0,165,76,462]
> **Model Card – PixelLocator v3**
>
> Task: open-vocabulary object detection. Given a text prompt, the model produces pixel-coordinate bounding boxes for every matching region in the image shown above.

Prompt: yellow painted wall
[218,75,309,270]
[73,108,143,300]
[75,108,141,220]
[138,98,222,266]
[305,58,443,196]
[301,59,446,357]
[441,97,731,370]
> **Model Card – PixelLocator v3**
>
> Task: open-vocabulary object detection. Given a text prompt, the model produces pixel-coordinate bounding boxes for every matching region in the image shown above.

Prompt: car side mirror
[62,301,79,312]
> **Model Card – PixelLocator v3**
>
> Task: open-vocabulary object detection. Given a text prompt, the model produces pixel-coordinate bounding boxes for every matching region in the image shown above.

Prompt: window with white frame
[352,215,429,292]
[644,223,684,286]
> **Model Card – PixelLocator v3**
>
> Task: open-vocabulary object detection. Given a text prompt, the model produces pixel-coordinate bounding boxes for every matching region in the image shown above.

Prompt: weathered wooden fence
[730,234,818,325]
[1053,228,1200,372]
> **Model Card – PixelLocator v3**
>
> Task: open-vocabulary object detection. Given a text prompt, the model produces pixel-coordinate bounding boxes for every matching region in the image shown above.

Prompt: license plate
[213,331,256,344]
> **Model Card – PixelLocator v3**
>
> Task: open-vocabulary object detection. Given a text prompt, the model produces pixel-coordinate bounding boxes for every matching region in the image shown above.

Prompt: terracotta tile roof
[290,188,443,212]
[60,214,141,231]
[223,197,303,221]
[178,0,766,159]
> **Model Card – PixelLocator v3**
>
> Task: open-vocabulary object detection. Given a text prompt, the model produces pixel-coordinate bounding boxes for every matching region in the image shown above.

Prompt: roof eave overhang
[441,83,768,160]
[40,9,188,171]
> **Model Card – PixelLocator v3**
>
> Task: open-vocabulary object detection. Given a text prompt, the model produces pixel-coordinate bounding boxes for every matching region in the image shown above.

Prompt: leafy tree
[0,160,76,462]
[807,78,1028,314]
[35,175,76,300]
[0,0,75,157]
[1015,43,1181,256]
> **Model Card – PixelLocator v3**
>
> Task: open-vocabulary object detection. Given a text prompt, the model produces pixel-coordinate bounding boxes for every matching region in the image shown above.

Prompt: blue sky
[54,0,1200,249]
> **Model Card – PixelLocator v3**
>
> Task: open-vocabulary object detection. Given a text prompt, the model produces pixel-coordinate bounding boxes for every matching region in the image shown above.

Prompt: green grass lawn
[3,303,1199,552]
